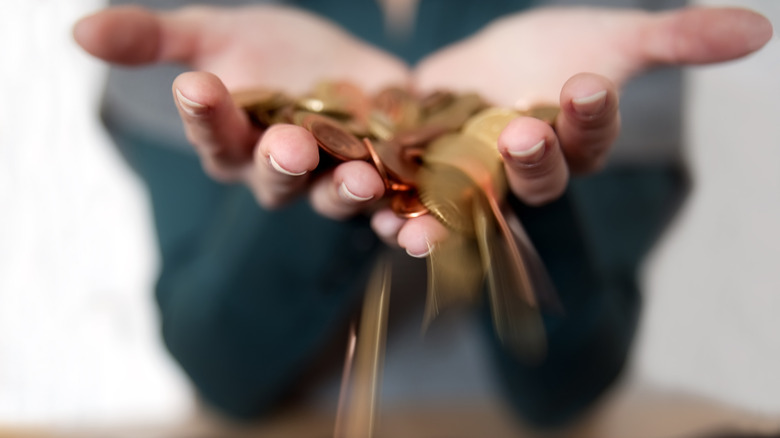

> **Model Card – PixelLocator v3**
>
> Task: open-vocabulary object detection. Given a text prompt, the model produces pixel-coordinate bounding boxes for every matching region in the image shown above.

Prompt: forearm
[110,127,381,418]
[487,168,680,427]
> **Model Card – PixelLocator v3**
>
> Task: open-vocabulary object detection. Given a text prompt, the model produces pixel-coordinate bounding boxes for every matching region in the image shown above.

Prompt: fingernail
[506,139,546,165]
[269,154,307,176]
[406,246,431,258]
[406,240,432,258]
[339,182,373,203]
[175,88,208,117]
[572,90,607,117]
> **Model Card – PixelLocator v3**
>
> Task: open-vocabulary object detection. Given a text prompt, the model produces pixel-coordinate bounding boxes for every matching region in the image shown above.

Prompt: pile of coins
[232,82,557,220]
[232,81,559,438]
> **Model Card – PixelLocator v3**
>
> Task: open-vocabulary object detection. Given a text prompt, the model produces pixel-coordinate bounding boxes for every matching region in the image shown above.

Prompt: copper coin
[314,80,371,123]
[390,189,429,219]
[394,124,449,150]
[388,181,414,192]
[303,114,369,161]
[373,87,405,122]
[373,87,419,128]
[372,139,419,187]
[362,137,391,189]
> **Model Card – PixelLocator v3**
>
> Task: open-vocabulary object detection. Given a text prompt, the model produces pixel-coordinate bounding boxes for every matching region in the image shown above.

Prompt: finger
[309,161,385,220]
[73,5,204,65]
[245,124,320,208]
[172,71,260,182]
[397,215,450,258]
[498,117,568,206]
[639,7,773,69]
[371,208,406,248]
[555,73,620,174]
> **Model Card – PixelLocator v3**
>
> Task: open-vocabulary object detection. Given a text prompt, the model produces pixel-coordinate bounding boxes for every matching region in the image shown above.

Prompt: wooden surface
[2,383,779,438]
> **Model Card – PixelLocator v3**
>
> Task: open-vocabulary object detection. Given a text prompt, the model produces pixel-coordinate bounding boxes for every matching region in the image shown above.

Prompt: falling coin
[417,163,479,235]
[473,193,545,362]
[362,138,391,190]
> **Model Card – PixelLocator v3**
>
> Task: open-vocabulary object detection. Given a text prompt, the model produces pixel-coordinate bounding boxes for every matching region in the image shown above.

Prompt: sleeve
[486,164,687,428]
[108,127,382,419]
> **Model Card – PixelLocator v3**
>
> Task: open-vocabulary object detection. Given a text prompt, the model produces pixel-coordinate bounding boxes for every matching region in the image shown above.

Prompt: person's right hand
[74,5,409,218]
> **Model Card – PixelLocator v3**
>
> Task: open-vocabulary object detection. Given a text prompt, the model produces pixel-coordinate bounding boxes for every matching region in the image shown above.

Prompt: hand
[372,6,773,256]
[74,6,773,258]
[74,5,409,218]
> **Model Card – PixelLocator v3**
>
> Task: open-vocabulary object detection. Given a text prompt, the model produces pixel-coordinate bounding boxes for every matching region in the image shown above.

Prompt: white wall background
[637,0,780,416]
[0,0,777,428]
[0,0,194,427]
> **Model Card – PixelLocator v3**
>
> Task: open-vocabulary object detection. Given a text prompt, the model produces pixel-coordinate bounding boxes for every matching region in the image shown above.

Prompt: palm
[164,6,410,94]
[416,8,662,106]
[200,8,646,105]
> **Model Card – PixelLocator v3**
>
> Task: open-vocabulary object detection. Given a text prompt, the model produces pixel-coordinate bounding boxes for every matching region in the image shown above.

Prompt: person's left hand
[371,6,773,257]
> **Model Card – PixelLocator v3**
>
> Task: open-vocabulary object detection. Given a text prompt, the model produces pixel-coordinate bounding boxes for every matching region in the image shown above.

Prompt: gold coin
[423,231,484,332]
[310,80,369,120]
[417,163,478,235]
[462,107,521,148]
[527,104,560,125]
[230,88,287,108]
[231,88,292,127]
[296,97,329,113]
[367,111,396,141]
[422,92,487,132]
[423,133,505,199]
[472,193,545,363]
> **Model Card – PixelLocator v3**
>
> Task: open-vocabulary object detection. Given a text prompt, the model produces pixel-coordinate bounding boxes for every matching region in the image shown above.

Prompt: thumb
[72,5,202,66]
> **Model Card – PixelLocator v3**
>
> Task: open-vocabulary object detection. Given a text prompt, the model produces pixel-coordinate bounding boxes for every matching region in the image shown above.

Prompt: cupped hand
[74,5,773,258]
[74,4,409,217]
[378,6,773,256]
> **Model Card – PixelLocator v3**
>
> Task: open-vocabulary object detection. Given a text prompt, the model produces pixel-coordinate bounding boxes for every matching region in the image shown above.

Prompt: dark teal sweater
[103,0,686,428]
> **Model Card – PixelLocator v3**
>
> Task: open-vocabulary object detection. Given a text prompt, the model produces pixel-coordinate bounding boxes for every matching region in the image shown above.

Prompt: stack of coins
[233,81,559,438]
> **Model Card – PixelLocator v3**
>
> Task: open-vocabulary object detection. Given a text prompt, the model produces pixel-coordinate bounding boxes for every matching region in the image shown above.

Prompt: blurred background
[0,0,778,436]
